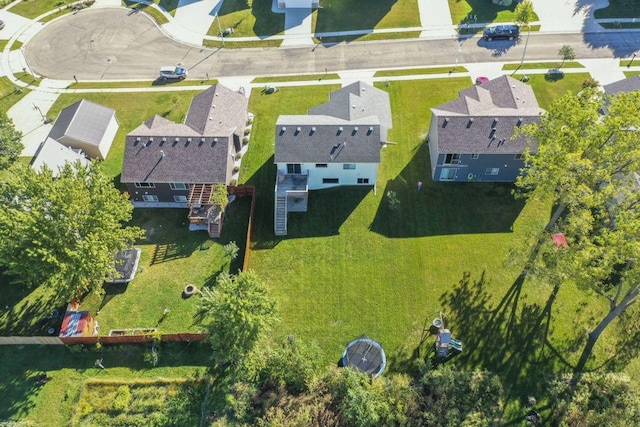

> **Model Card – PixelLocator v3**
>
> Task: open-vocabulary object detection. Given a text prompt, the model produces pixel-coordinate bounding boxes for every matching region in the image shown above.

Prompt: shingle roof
[275,81,391,164]
[121,84,247,183]
[603,75,640,95]
[48,99,116,146]
[431,75,545,153]
[274,116,382,163]
[309,81,392,129]
[31,138,90,176]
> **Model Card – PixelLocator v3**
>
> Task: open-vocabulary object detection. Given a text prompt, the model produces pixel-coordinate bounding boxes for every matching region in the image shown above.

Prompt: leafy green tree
[515,89,640,377]
[558,45,576,67]
[0,162,144,300]
[222,241,239,266]
[548,372,640,426]
[197,270,279,367]
[0,111,23,170]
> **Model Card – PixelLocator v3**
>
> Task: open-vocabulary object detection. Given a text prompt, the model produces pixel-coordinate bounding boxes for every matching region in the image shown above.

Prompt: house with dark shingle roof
[121,84,248,236]
[428,75,545,182]
[603,75,640,96]
[47,99,119,160]
[273,81,392,235]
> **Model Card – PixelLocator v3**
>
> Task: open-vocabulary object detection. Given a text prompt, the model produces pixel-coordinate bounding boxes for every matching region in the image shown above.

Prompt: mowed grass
[8,0,70,18]
[525,72,591,110]
[594,2,640,18]
[313,0,420,33]
[123,1,170,25]
[0,342,211,425]
[502,61,585,70]
[448,0,539,25]
[46,90,204,179]
[375,66,469,77]
[208,0,284,38]
[0,76,31,113]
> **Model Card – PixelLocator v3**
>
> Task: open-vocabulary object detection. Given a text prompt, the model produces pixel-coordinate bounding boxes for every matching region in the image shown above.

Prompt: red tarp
[59,311,92,337]
[552,233,569,248]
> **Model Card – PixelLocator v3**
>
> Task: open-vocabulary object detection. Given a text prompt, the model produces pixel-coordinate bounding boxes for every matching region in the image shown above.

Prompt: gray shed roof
[48,99,116,146]
[603,75,640,95]
[309,81,392,129]
[31,138,90,176]
[431,75,545,154]
[274,116,382,163]
[121,84,247,184]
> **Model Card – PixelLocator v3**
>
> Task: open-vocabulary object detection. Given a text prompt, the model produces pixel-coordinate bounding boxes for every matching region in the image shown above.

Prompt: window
[439,168,457,180]
[174,195,187,203]
[315,164,328,168]
[323,178,339,184]
[287,164,301,174]
[444,153,461,164]
[357,178,369,184]
[470,154,480,159]
[514,153,525,160]
[170,183,190,190]
[485,168,500,175]
[343,164,356,170]
[135,182,155,188]
[142,195,159,202]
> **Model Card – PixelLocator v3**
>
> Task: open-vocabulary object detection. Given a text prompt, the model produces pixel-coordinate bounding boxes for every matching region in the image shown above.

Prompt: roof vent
[136,137,141,142]
[338,126,343,135]
[149,137,154,142]
[493,118,499,126]
[282,126,287,131]
[354,126,359,131]
[215,93,219,96]
[174,137,179,142]
[213,137,219,143]
[311,126,316,132]
[201,138,206,143]
[187,137,192,142]
[212,105,216,109]
[160,150,165,158]
[443,118,449,128]
[352,104,356,109]
[517,117,523,126]
[161,137,166,143]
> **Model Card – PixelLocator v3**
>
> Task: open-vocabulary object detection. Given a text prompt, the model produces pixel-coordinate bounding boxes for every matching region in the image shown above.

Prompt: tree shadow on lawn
[314,0,397,33]
[370,144,525,237]
[440,271,565,404]
[453,0,519,25]
[131,209,210,265]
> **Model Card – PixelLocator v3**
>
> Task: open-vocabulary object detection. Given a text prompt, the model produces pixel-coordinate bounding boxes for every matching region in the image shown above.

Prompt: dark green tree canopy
[0,110,23,170]
[0,162,144,300]
[197,270,279,367]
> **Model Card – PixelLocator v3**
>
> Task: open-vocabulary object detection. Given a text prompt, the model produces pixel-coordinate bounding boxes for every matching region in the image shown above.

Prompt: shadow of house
[314,0,397,33]
[584,31,640,59]
[216,0,285,37]
[370,143,525,238]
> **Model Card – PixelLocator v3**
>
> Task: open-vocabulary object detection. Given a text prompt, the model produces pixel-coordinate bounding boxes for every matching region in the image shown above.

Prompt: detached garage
[47,99,119,160]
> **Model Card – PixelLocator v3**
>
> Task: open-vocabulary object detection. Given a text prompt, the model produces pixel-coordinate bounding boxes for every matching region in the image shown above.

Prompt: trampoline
[342,337,387,378]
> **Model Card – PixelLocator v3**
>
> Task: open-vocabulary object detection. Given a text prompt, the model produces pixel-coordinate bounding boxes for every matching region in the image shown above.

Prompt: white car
[159,66,187,80]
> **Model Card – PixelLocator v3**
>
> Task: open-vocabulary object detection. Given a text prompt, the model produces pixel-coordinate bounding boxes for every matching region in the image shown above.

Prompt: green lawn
[448,0,539,25]
[375,66,468,77]
[313,0,420,33]
[123,1,170,25]
[0,40,23,51]
[503,61,585,70]
[0,76,31,114]
[8,0,71,19]
[594,0,640,18]
[207,0,284,38]
[624,71,640,77]
[252,73,341,83]
[524,72,591,110]
[0,342,211,425]
[202,38,283,49]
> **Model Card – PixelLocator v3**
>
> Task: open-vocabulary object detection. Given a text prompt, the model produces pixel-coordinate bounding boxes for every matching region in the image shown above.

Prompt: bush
[242,136,250,145]
[230,178,237,186]
[235,152,242,159]
[113,386,131,412]
[233,166,240,173]
[244,128,251,135]
[582,77,600,89]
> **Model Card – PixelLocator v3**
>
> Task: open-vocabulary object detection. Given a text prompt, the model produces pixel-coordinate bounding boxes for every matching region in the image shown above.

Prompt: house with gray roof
[428,75,545,182]
[31,138,90,177]
[603,75,640,96]
[121,84,248,237]
[273,81,392,235]
[47,99,119,160]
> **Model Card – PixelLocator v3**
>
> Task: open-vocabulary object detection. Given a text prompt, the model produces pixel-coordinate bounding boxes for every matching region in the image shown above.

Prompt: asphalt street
[24,8,640,81]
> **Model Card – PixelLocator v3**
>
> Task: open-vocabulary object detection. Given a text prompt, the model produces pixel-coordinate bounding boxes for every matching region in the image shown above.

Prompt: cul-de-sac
[1,0,640,425]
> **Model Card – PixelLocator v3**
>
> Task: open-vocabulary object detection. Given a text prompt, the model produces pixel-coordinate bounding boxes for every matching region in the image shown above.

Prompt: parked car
[0,20,5,30]
[159,66,187,80]
[482,24,519,41]
[475,76,489,85]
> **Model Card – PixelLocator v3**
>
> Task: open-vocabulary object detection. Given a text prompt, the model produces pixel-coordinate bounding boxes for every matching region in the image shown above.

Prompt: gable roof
[603,75,640,96]
[31,138,90,176]
[275,81,391,164]
[309,81,392,129]
[48,99,116,146]
[275,116,382,164]
[431,75,545,154]
[121,84,247,184]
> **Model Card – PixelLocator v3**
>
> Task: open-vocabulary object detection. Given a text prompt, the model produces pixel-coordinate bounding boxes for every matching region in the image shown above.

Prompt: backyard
[1,73,639,424]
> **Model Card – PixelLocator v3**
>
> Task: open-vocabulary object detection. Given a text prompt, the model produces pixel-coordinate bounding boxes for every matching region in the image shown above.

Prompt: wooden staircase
[274,194,287,236]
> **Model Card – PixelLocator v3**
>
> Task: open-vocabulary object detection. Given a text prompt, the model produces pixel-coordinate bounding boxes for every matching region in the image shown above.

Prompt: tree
[0,162,144,300]
[222,241,239,266]
[558,45,576,67]
[515,89,640,379]
[0,111,23,170]
[197,270,279,367]
[514,0,535,72]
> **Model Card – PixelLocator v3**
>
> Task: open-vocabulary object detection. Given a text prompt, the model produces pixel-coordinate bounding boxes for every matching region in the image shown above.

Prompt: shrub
[235,152,242,159]
[582,77,600,89]
[233,166,240,173]
[230,178,237,186]
[242,136,250,145]
[113,385,131,412]
[244,128,251,135]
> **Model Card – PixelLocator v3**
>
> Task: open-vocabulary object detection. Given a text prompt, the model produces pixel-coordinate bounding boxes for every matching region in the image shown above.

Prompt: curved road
[25,8,640,81]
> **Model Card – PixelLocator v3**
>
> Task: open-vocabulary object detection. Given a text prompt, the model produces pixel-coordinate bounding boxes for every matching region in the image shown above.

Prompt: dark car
[483,24,519,41]
[0,20,5,30]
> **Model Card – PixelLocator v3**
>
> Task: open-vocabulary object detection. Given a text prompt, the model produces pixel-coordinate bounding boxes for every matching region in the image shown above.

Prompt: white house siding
[277,162,378,190]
